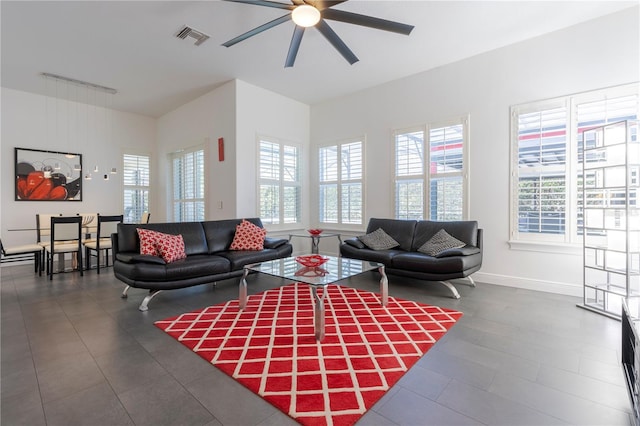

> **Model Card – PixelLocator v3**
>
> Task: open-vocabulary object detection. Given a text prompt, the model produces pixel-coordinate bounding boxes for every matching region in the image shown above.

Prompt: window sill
[508,240,582,256]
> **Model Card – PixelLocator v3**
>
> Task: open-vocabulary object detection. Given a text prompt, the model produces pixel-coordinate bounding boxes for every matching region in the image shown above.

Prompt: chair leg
[96,249,101,274]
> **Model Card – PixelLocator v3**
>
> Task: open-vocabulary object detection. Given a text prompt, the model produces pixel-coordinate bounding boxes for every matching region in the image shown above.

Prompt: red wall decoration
[218,138,224,162]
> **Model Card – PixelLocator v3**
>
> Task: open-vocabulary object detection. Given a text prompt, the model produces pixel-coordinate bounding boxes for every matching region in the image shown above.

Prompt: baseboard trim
[471,272,582,297]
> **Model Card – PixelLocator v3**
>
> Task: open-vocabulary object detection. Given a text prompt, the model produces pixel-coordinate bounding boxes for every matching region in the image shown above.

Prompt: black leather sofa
[112,218,292,311]
[340,218,482,299]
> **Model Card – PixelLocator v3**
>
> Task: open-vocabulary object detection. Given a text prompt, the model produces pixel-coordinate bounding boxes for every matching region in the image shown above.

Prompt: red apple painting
[15,148,82,201]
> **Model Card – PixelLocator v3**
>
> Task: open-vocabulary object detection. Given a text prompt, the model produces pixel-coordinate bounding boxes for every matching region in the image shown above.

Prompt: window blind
[172,148,205,222]
[258,139,300,225]
[394,119,468,222]
[319,141,363,225]
[516,107,567,235]
[510,84,638,242]
[122,154,150,223]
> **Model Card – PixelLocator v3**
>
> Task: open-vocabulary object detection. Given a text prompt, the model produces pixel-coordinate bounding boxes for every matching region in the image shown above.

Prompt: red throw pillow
[155,233,187,263]
[230,219,267,251]
[137,228,163,256]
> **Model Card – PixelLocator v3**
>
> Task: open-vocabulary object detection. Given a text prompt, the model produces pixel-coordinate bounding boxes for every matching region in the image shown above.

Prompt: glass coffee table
[239,255,388,341]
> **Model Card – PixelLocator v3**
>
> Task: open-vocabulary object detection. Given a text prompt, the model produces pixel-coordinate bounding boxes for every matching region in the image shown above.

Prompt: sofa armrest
[264,237,288,249]
[435,245,481,258]
[116,253,167,265]
[344,238,366,249]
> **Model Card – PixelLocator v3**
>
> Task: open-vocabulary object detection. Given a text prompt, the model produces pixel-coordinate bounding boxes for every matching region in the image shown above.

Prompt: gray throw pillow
[358,228,400,250]
[418,229,466,256]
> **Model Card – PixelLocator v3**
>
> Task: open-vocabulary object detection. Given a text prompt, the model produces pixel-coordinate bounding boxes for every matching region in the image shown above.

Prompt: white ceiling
[1,1,636,117]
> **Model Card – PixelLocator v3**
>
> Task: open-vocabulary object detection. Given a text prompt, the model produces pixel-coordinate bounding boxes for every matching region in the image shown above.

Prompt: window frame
[122,152,150,224]
[509,83,639,250]
[169,146,205,222]
[393,116,470,221]
[318,137,365,229]
[256,135,302,230]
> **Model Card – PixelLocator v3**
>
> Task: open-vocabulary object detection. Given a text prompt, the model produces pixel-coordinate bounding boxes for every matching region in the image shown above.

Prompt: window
[319,139,363,225]
[510,84,638,244]
[122,154,150,223]
[394,117,468,221]
[171,148,205,222]
[258,138,301,225]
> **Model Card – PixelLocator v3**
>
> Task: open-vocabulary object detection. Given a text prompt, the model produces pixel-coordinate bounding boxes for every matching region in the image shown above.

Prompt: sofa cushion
[202,218,264,253]
[358,228,400,250]
[137,228,162,256]
[417,229,466,256]
[116,253,166,265]
[340,244,403,267]
[366,218,417,251]
[114,254,231,282]
[411,220,478,251]
[392,252,479,274]
[155,233,187,263]
[230,219,267,250]
[121,222,209,256]
[219,248,288,270]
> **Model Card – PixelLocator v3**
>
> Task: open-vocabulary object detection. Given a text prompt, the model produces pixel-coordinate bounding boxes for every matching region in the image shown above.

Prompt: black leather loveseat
[112,218,292,311]
[340,218,482,299]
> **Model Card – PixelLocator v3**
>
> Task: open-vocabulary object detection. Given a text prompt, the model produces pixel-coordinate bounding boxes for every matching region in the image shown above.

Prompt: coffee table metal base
[239,264,388,341]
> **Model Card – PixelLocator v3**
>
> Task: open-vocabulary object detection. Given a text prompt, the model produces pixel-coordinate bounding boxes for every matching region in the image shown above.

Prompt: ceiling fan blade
[322,8,414,35]
[316,20,358,65]
[222,14,292,47]
[285,26,305,68]
[223,0,295,10]
[304,0,348,11]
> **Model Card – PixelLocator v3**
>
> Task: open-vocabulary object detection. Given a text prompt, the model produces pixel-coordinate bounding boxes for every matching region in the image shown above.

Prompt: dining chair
[77,212,98,239]
[36,213,62,273]
[44,216,83,280]
[84,214,123,273]
[0,238,43,275]
[141,211,151,224]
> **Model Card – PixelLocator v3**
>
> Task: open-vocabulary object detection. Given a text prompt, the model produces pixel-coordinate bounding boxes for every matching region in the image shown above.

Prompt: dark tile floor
[0,263,632,425]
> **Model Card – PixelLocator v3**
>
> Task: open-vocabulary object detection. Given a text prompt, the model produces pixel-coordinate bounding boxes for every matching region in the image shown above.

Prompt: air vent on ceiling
[175,25,210,46]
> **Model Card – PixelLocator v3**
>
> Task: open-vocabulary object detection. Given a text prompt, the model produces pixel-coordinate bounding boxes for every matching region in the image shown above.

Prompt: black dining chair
[44,216,83,280]
[84,214,123,273]
[36,213,62,272]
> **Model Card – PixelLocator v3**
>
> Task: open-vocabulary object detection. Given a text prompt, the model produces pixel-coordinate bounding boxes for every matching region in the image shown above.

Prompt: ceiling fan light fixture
[292,5,320,27]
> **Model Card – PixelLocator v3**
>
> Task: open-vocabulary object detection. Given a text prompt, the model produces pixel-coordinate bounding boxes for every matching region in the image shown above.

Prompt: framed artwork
[14,147,83,201]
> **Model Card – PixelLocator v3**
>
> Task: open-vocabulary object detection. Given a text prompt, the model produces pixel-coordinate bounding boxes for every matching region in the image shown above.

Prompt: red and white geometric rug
[155,283,462,426]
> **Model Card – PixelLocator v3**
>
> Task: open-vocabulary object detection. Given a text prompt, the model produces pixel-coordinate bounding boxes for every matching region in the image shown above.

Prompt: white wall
[235,80,310,222]
[0,87,156,247]
[310,8,640,295]
[156,79,309,225]
[156,80,237,221]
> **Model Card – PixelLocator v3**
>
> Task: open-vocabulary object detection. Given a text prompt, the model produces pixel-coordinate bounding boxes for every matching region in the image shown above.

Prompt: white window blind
[394,118,468,221]
[395,129,425,220]
[122,154,150,223]
[510,84,638,243]
[171,148,205,222]
[319,140,363,225]
[515,107,567,236]
[429,123,466,220]
[258,138,301,225]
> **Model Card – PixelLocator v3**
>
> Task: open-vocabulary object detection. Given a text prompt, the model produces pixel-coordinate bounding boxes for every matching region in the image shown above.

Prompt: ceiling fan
[222,0,414,67]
